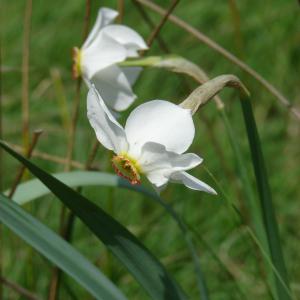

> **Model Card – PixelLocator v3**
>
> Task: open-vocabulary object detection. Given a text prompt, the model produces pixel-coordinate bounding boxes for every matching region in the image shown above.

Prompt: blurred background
[1,0,300,299]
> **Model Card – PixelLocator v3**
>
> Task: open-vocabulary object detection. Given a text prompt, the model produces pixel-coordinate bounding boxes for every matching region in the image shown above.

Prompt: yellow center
[72,47,82,79]
[112,153,142,185]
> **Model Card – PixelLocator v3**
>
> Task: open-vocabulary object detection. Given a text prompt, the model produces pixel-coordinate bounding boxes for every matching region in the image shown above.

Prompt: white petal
[125,100,195,156]
[87,85,128,154]
[138,142,202,174]
[122,67,142,86]
[147,171,169,188]
[82,7,118,49]
[101,25,148,57]
[91,65,137,112]
[171,171,217,194]
[82,33,127,79]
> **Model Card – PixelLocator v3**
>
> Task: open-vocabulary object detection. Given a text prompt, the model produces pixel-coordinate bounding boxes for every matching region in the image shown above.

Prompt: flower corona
[112,153,141,185]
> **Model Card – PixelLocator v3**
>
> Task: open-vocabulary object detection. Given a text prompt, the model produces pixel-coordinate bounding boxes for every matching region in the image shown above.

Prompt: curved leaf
[0,193,127,300]
[240,97,291,300]
[6,171,119,205]
[5,171,209,299]
[0,140,187,300]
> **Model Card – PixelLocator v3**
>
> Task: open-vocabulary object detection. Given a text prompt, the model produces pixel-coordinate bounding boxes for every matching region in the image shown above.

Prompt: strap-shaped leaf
[240,98,291,300]
[0,193,127,300]
[6,171,209,299]
[0,140,186,300]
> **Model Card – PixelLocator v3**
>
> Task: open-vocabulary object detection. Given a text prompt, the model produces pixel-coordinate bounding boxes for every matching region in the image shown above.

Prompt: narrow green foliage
[220,108,277,299]
[0,193,127,300]
[0,140,187,300]
[240,98,291,300]
[7,171,210,300]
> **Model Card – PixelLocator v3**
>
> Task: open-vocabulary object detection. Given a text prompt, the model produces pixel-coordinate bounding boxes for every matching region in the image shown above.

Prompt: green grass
[1,0,300,299]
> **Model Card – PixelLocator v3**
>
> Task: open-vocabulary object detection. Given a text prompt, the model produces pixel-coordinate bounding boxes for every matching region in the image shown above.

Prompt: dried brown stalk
[64,79,82,172]
[21,0,33,152]
[82,0,91,43]
[117,0,125,23]
[135,0,300,120]
[180,74,249,114]
[0,276,41,300]
[85,140,99,169]
[228,0,244,56]
[8,130,43,198]
[48,1,91,299]
[6,142,85,170]
[132,0,169,52]
[0,35,3,300]
[146,0,180,48]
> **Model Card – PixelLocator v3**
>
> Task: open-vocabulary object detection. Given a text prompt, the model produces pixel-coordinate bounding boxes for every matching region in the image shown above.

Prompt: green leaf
[6,171,209,299]
[219,108,277,298]
[240,97,291,300]
[0,193,127,300]
[0,140,187,300]
[6,171,119,205]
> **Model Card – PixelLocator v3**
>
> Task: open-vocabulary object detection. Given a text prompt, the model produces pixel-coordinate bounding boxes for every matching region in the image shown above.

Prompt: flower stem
[135,0,300,120]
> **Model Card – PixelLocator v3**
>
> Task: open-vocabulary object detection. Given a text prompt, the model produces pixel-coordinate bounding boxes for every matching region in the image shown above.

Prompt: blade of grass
[204,166,294,299]
[240,96,291,300]
[5,171,209,300]
[0,140,187,300]
[219,107,278,299]
[0,193,128,300]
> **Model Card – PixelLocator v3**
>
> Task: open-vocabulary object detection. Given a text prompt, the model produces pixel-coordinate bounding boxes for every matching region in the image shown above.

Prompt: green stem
[119,56,163,67]
[240,96,291,300]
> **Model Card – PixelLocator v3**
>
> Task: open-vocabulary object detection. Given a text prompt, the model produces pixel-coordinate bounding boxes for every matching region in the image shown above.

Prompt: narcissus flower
[87,85,216,194]
[73,7,148,111]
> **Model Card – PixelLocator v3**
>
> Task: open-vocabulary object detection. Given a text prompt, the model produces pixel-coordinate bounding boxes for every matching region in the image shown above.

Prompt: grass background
[1,0,300,299]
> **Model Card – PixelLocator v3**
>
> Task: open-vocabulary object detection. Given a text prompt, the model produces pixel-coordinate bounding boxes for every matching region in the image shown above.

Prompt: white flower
[87,85,217,194]
[73,7,148,111]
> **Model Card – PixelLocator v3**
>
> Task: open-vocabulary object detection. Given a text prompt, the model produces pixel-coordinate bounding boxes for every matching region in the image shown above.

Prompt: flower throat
[112,153,141,185]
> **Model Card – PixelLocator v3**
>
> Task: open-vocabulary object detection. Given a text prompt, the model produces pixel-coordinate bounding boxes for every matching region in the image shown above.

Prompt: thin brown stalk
[136,0,300,120]
[48,79,81,300]
[52,79,82,299]
[132,0,170,52]
[8,130,43,198]
[146,0,180,48]
[48,2,91,299]
[228,0,244,56]
[117,0,125,23]
[0,36,3,189]
[21,0,33,152]
[0,276,41,300]
[50,141,100,300]
[5,142,86,170]
[64,79,82,172]
[64,0,90,170]
[82,0,91,43]
[85,140,99,169]
[0,36,3,300]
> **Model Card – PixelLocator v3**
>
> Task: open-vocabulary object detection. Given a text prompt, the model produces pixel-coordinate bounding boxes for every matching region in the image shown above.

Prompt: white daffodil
[87,85,216,194]
[73,7,148,111]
